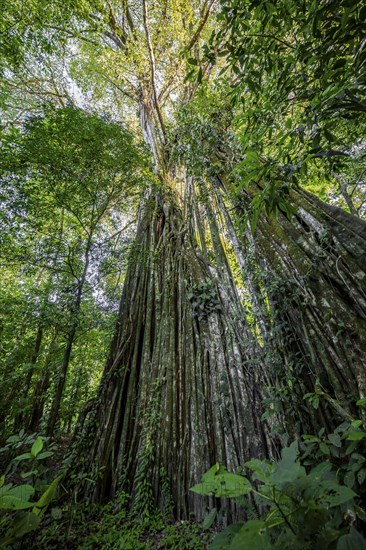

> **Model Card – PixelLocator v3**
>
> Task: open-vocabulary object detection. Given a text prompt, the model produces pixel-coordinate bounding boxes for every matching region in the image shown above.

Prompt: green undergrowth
[27,495,212,549]
[0,434,211,549]
[3,400,366,548]
[191,408,366,549]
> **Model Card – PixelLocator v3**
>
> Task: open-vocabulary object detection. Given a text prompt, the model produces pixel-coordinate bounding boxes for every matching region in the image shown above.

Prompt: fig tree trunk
[240,186,366,431]
[75,177,277,520]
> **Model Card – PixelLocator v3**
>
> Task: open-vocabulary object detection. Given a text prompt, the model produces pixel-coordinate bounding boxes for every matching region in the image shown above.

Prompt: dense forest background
[1,0,366,548]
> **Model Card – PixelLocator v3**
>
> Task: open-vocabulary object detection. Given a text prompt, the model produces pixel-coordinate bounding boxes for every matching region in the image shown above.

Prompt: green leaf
[328,433,342,447]
[270,441,305,486]
[337,527,366,549]
[209,523,244,550]
[51,507,62,520]
[308,461,332,482]
[344,471,355,488]
[321,482,356,507]
[357,469,366,486]
[212,473,252,498]
[8,511,40,538]
[202,463,221,482]
[201,507,217,530]
[245,150,259,164]
[320,442,330,455]
[347,432,366,441]
[6,435,20,443]
[20,470,38,479]
[191,465,252,498]
[285,118,292,129]
[356,398,366,408]
[245,459,272,482]
[31,437,43,457]
[230,520,271,550]
[36,451,53,460]
[0,484,35,510]
[351,420,363,428]
[33,476,60,518]
[14,452,33,461]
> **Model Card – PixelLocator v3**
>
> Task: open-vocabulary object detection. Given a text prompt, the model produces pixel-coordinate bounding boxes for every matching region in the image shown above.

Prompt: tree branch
[186,0,216,51]
[142,0,166,138]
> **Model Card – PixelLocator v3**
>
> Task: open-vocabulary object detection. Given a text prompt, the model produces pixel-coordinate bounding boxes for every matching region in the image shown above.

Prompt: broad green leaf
[33,476,60,518]
[191,466,251,498]
[230,520,271,550]
[270,441,305,486]
[347,432,366,441]
[344,471,355,488]
[337,527,366,549]
[321,482,356,507]
[190,483,212,496]
[320,442,330,455]
[328,433,342,447]
[351,421,363,428]
[6,435,20,443]
[31,437,43,457]
[8,511,40,538]
[36,451,53,460]
[202,463,220,482]
[308,461,332,482]
[0,484,35,510]
[212,473,252,498]
[245,459,272,482]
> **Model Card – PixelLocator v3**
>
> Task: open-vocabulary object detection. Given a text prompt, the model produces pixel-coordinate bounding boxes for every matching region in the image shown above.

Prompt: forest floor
[28,505,215,549]
[0,433,215,548]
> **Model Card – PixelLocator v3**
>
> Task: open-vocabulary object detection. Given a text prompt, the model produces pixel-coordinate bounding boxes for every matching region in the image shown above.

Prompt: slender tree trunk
[47,233,92,436]
[333,173,360,218]
[0,320,43,432]
[27,332,59,432]
[13,324,43,430]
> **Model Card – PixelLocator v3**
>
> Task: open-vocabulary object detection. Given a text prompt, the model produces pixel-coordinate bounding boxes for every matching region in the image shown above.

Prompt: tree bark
[47,232,92,436]
[73,178,278,520]
[27,332,59,432]
[242,186,366,428]
[13,324,43,430]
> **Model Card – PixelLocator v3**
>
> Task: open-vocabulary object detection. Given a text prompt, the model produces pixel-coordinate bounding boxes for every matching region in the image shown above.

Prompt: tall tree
[57,1,281,519]
[1,0,366,524]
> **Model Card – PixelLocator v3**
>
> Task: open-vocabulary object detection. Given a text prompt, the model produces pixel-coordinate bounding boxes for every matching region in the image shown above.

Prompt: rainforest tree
[1,0,366,534]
